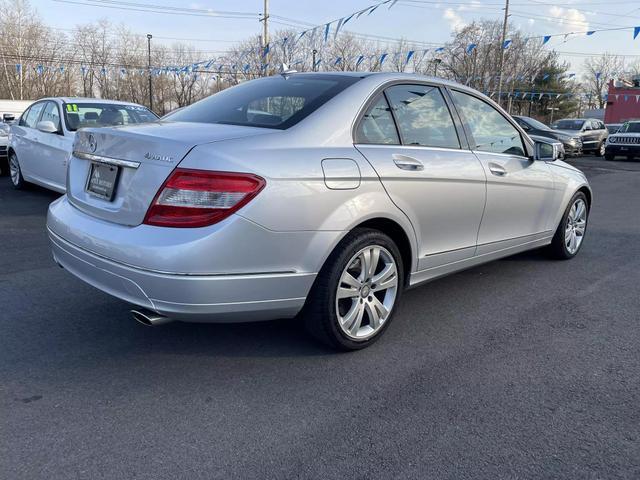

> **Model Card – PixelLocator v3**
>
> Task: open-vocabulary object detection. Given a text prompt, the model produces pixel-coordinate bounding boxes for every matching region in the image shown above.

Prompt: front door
[34,101,71,190]
[355,84,486,270]
[449,89,556,250]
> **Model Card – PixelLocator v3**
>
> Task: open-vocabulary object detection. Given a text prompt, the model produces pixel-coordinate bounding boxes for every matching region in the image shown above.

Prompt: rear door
[355,83,486,270]
[31,101,72,190]
[448,89,556,249]
[12,101,46,177]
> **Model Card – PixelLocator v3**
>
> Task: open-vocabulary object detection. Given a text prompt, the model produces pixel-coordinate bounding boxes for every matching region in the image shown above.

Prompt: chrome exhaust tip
[131,309,172,327]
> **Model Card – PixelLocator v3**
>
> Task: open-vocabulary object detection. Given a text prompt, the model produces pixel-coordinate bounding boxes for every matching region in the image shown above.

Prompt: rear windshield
[618,122,640,133]
[552,119,584,130]
[63,102,158,131]
[166,74,362,130]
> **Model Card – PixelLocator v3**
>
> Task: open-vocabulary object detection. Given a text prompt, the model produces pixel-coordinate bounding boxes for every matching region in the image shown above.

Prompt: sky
[29,0,640,74]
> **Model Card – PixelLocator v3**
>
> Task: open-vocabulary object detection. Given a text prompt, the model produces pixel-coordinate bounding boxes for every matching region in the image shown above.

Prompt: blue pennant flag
[324,23,330,42]
[595,72,602,79]
[542,35,551,45]
[388,0,398,8]
[244,64,250,72]
[314,58,322,69]
[298,30,307,40]
[36,65,43,75]
[406,50,415,64]
[435,47,445,53]
[335,57,342,65]
[586,31,595,35]
[368,5,379,15]
[342,13,355,26]
[356,55,365,68]
[334,18,344,39]
[15,64,21,73]
[466,43,477,54]
[379,53,388,65]
[503,39,512,49]
[634,26,640,40]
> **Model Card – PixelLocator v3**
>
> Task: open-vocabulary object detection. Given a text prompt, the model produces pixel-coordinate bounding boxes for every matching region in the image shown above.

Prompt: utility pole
[547,106,559,124]
[147,34,153,112]
[260,0,269,73]
[496,0,510,106]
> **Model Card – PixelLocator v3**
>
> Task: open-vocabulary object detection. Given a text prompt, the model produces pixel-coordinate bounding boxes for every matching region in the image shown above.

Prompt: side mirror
[534,140,562,161]
[36,120,59,134]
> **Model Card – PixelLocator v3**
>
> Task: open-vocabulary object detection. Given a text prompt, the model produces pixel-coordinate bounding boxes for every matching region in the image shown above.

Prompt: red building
[604,77,640,124]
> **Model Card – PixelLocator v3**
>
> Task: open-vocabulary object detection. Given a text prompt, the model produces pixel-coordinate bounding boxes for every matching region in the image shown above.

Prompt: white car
[8,98,158,192]
[0,122,9,175]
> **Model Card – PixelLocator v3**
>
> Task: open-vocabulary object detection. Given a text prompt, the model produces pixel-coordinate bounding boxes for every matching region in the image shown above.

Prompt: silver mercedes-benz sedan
[47,72,591,350]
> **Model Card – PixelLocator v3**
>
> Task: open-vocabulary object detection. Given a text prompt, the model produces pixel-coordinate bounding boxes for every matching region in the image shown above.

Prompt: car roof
[279,71,484,93]
[36,97,146,107]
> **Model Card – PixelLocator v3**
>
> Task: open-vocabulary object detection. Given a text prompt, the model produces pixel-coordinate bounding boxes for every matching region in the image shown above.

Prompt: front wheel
[548,192,589,260]
[9,152,25,189]
[595,142,606,157]
[303,228,404,350]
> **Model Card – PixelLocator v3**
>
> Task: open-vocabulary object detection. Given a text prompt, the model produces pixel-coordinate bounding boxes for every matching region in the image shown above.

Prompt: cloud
[548,6,589,32]
[443,8,466,31]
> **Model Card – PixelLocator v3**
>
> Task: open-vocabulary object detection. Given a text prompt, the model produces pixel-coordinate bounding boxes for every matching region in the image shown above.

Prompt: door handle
[392,154,424,171]
[489,163,507,176]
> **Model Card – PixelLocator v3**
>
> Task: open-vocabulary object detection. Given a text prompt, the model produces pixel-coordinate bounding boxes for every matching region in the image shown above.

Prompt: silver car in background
[47,73,591,350]
[9,97,158,192]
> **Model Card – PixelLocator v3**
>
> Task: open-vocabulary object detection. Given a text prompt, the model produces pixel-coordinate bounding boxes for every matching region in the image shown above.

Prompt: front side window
[23,103,45,129]
[451,90,526,157]
[168,74,361,130]
[355,94,399,145]
[386,85,460,149]
[41,102,61,132]
[63,103,158,132]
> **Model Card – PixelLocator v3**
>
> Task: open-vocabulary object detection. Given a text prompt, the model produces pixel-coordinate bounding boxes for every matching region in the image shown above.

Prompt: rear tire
[303,228,404,351]
[8,152,25,189]
[548,191,589,260]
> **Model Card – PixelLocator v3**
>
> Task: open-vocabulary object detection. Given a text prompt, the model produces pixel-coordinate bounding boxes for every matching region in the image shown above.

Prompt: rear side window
[385,85,460,149]
[355,94,399,144]
[167,74,361,130]
[451,90,526,157]
[22,103,45,128]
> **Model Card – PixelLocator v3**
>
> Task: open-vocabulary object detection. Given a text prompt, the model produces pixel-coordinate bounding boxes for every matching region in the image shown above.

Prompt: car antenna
[280,63,297,79]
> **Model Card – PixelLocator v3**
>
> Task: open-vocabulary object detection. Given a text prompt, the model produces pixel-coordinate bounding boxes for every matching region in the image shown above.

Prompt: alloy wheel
[9,155,20,186]
[565,198,587,254]
[599,143,606,156]
[335,245,398,340]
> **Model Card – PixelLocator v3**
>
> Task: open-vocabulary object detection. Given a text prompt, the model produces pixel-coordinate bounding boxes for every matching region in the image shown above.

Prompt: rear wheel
[303,228,404,350]
[8,152,25,189]
[548,192,589,260]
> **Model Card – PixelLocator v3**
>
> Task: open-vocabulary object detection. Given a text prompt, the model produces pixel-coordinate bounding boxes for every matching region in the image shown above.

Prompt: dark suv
[513,115,582,156]
[551,118,608,156]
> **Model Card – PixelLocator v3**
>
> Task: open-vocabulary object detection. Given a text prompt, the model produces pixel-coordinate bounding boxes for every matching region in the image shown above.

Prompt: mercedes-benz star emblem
[87,134,97,153]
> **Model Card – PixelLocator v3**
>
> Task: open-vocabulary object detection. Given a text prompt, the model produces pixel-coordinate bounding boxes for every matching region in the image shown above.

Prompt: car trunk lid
[67,122,271,226]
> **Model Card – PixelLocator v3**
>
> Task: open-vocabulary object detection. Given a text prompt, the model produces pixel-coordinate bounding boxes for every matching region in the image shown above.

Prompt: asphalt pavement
[1,156,639,479]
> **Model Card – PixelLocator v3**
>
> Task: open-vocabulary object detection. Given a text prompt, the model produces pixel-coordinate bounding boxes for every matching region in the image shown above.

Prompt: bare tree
[582,53,623,109]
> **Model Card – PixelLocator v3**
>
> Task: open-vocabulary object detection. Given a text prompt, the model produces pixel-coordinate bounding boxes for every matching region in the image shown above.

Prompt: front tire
[8,152,25,189]
[303,228,404,351]
[595,141,605,157]
[548,192,589,260]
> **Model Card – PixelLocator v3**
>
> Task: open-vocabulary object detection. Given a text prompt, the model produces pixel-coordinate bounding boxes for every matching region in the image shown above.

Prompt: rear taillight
[143,168,265,228]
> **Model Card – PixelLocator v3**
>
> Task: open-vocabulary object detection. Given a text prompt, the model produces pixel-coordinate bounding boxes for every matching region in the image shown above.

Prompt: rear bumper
[49,228,314,322]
